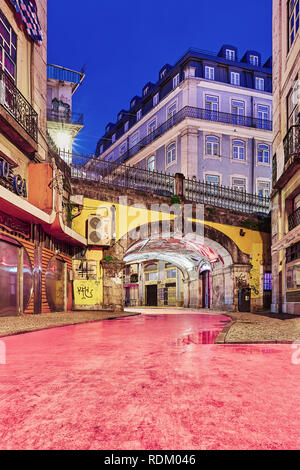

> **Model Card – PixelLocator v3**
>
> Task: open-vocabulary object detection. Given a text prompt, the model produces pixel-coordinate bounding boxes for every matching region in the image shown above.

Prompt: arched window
[257,144,270,164]
[232,140,245,160]
[166,143,176,165]
[147,155,155,172]
[206,136,220,156]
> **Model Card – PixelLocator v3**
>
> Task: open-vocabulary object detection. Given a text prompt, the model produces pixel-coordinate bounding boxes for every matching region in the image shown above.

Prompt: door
[202,270,211,309]
[45,257,66,312]
[146,285,158,306]
[0,237,33,316]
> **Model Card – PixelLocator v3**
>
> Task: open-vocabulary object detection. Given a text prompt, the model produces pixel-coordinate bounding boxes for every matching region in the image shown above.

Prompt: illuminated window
[0,10,17,80]
[263,272,272,291]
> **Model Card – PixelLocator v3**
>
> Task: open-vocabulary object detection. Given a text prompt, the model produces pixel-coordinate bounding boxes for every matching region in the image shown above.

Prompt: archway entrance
[200,270,211,309]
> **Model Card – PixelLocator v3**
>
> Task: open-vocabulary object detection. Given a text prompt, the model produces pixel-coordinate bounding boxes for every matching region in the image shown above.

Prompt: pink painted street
[0,311,299,450]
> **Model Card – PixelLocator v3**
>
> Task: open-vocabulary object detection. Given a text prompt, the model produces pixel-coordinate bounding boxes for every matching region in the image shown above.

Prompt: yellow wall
[72,197,269,306]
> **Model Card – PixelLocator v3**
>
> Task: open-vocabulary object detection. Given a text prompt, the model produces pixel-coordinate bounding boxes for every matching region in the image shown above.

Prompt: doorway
[201,270,211,309]
[146,285,158,306]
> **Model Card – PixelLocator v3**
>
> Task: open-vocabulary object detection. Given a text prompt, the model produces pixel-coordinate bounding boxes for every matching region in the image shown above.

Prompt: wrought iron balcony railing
[111,106,272,165]
[288,207,300,231]
[47,109,84,125]
[0,70,38,142]
[283,125,300,165]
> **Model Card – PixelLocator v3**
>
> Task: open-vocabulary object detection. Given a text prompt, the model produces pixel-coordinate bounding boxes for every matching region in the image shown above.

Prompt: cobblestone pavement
[125,307,300,344]
[0,311,140,338]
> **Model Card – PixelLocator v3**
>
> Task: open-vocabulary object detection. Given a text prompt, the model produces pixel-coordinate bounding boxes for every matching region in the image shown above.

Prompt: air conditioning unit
[87,215,112,246]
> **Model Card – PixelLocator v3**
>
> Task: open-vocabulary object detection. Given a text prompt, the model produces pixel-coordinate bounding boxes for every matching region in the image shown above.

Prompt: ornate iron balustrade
[112,105,272,165]
[66,152,175,197]
[283,125,300,165]
[47,109,84,125]
[184,178,271,214]
[0,70,38,142]
[288,207,300,231]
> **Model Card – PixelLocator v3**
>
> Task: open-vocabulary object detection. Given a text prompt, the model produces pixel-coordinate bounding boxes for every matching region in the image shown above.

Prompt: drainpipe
[252,137,255,194]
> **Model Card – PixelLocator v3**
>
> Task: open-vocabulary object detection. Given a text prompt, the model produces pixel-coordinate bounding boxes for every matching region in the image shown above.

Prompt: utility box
[238,288,251,312]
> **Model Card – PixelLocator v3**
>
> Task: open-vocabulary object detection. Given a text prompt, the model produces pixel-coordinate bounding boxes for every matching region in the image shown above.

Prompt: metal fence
[47,109,84,125]
[67,152,175,197]
[0,70,38,141]
[184,178,271,214]
[283,125,300,165]
[288,207,300,231]
[111,106,272,165]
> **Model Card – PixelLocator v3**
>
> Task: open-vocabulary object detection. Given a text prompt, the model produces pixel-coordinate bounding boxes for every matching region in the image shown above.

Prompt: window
[147,155,155,172]
[118,112,123,121]
[255,77,265,91]
[232,100,245,124]
[205,95,219,120]
[100,144,103,154]
[289,0,300,48]
[205,66,214,80]
[258,144,270,164]
[231,72,240,86]
[144,86,149,96]
[257,105,269,129]
[250,55,259,66]
[131,132,139,148]
[226,49,235,61]
[167,102,177,118]
[120,143,127,156]
[137,109,142,121]
[112,134,116,143]
[206,136,220,156]
[232,177,246,192]
[233,140,245,160]
[160,69,166,80]
[173,74,180,89]
[124,121,129,133]
[0,11,17,81]
[288,82,299,128]
[257,180,271,198]
[131,99,136,108]
[166,269,177,279]
[263,272,272,291]
[166,142,176,165]
[148,119,157,135]
[153,93,159,106]
[205,174,220,185]
[107,152,114,162]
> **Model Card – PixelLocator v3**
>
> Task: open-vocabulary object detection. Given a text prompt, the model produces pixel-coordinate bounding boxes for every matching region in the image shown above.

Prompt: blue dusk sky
[47,0,272,155]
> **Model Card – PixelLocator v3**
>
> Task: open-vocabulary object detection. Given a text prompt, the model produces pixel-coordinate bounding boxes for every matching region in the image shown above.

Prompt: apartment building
[96,44,273,196]
[272,0,300,314]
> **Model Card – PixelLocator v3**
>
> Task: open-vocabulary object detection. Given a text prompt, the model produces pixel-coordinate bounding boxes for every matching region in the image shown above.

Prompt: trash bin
[238,287,251,312]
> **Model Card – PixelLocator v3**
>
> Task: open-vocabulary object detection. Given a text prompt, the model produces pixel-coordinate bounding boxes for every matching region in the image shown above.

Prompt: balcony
[47,64,85,93]
[283,125,300,165]
[110,106,272,165]
[288,207,300,231]
[0,70,38,145]
[47,109,84,125]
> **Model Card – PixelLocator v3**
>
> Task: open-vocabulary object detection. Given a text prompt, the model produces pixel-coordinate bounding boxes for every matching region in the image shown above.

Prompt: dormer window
[137,109,142,121]
[112,134,116,143]
[205,66,215,80]
[131,99,136,108]
[124,121,129,133]
[144,87,149,96]
[250,55,259,66]
[160,69,166,79]
[173,74,180,89]
[226,49,236,61]
[231,72,240,86]
[153,93,159,107]
[100,144,103,154]
[118,113,122,121]
[255,77,265,91]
